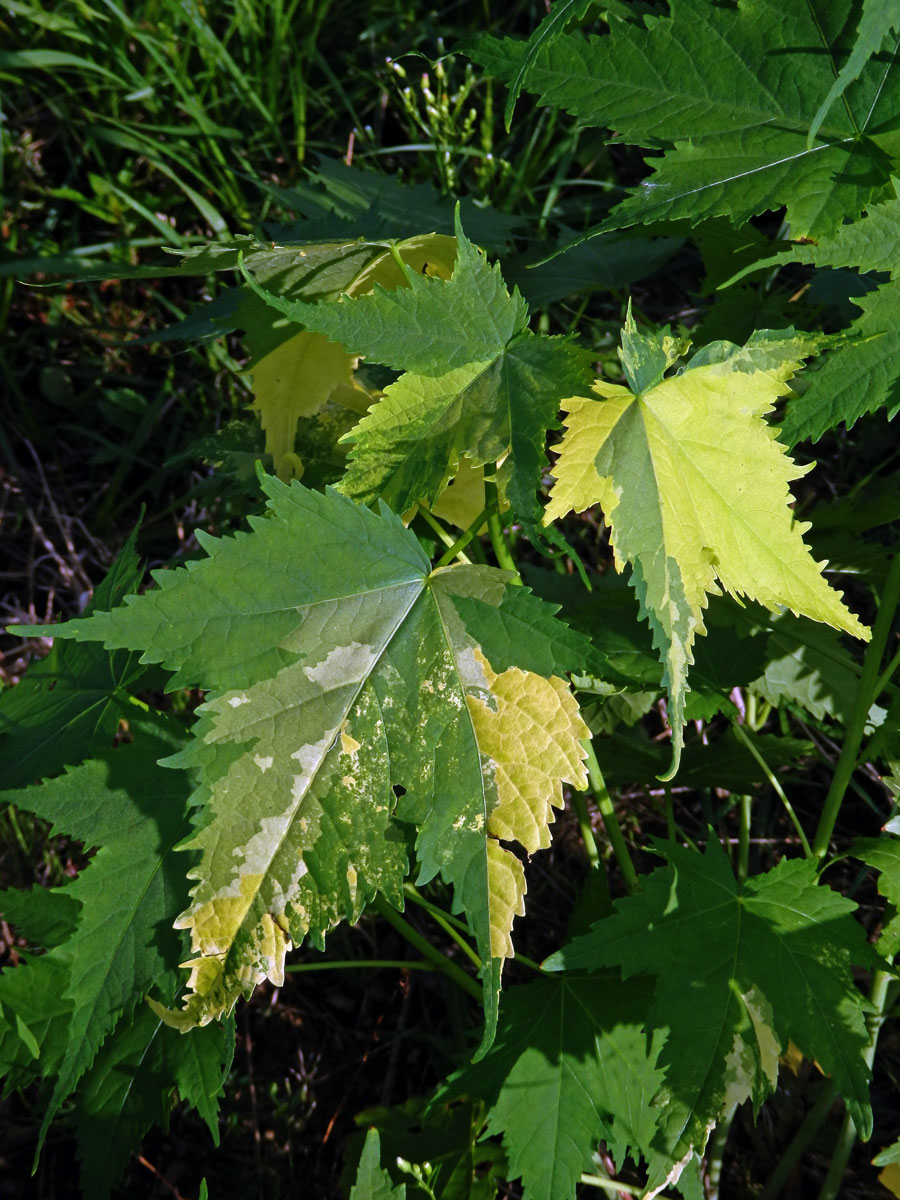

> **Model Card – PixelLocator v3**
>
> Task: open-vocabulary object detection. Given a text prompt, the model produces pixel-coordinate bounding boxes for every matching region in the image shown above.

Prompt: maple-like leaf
[781,279,900,446]
[544,315,870,775]
[472,0,900,238]
[0,526,146,786]
[24,476,589,1053]
[75,1006,232,1200]
[808,0,900,144]
[242,210,594,525]
[547,839,878,1194]
[0,715,191,1150]
[439,973,664,1200]
[720,196,900,444]
[750,611,862,725]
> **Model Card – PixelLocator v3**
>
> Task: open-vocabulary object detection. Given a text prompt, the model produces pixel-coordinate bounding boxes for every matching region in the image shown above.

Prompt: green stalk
[433,506,488,569]
[737,793,752,883]
[705,1103,736,1200]
[759,1081,839,1200]
[813,552,900,858]
[583,740,638,892]
[371,895,481,1002]
[873,641,900,705]
[571,790,612,914]
[416,504,470,562]
[484,476,520,581]
[402,885,482,969]
[732,723,812,858]
[816,969,899,1200]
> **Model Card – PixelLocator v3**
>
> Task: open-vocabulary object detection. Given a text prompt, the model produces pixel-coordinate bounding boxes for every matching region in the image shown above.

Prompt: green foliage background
[1,2,900,1199]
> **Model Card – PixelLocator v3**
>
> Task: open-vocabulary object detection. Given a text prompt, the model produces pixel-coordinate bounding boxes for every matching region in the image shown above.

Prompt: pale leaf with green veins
[23,475,588,1052]
[544,316,870,776]
[547,839,878,1195]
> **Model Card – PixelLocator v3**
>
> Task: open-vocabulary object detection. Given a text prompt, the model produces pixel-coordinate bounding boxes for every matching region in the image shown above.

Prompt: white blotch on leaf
[303,641,377,688]
[254,754,274,773]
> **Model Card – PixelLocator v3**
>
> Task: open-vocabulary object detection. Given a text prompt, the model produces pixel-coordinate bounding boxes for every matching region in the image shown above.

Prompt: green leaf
[0,526,146,786]
[474,0,900,237]
[851,834,900,957]
[548,839,877,1184]
[450,583,606,679]
[503,232,682,308]
[349,1095,505,1200]
[780,278,900,445]
[244,233,457,483]
[750,611,862,724]
[495,0,600,130]
[27,477,589,1055]
[439,973,664,1200]
[544,317,869,775]
[0,885,80,949]
[724,195,900,283]
[808,0,900,145]
[75,1006,232,1200]
[350,1129,407,1200]
[0,715,192,1149]
[241,211,594,525]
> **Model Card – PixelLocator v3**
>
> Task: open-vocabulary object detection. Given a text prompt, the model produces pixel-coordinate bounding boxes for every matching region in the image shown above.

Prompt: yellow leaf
[468,649,589,959]
[249,331,356,481]
[879,1163,900,1198]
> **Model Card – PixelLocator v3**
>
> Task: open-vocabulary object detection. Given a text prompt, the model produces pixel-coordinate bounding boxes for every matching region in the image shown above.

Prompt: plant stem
[705,1103,736,1200]
[432,506,488,569]
[387,240,415,282]
[872,640,900,701]
[813,552,900,858]
[759,1081,839,1200]
[402,884,482,968]
[663,784,677,841]
[732,722,812,857]
[371,895,481,1002]
[816,968,899,1200]
[571,789,612,913]
[583,740,638,892]
[737,793,752,883]
[484,476,520,581]
[417,504,470,561]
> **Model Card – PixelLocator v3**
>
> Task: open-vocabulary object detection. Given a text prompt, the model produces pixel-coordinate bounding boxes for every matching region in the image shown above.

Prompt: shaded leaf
[851,834,900,957]
[438,973,663,1200]
[548,839,877,1189]
[0,526,145,786]
[808,0,900,144]
[0,714,192,1147]
[75,1006,232,1200]
[350,1129,407,1200]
